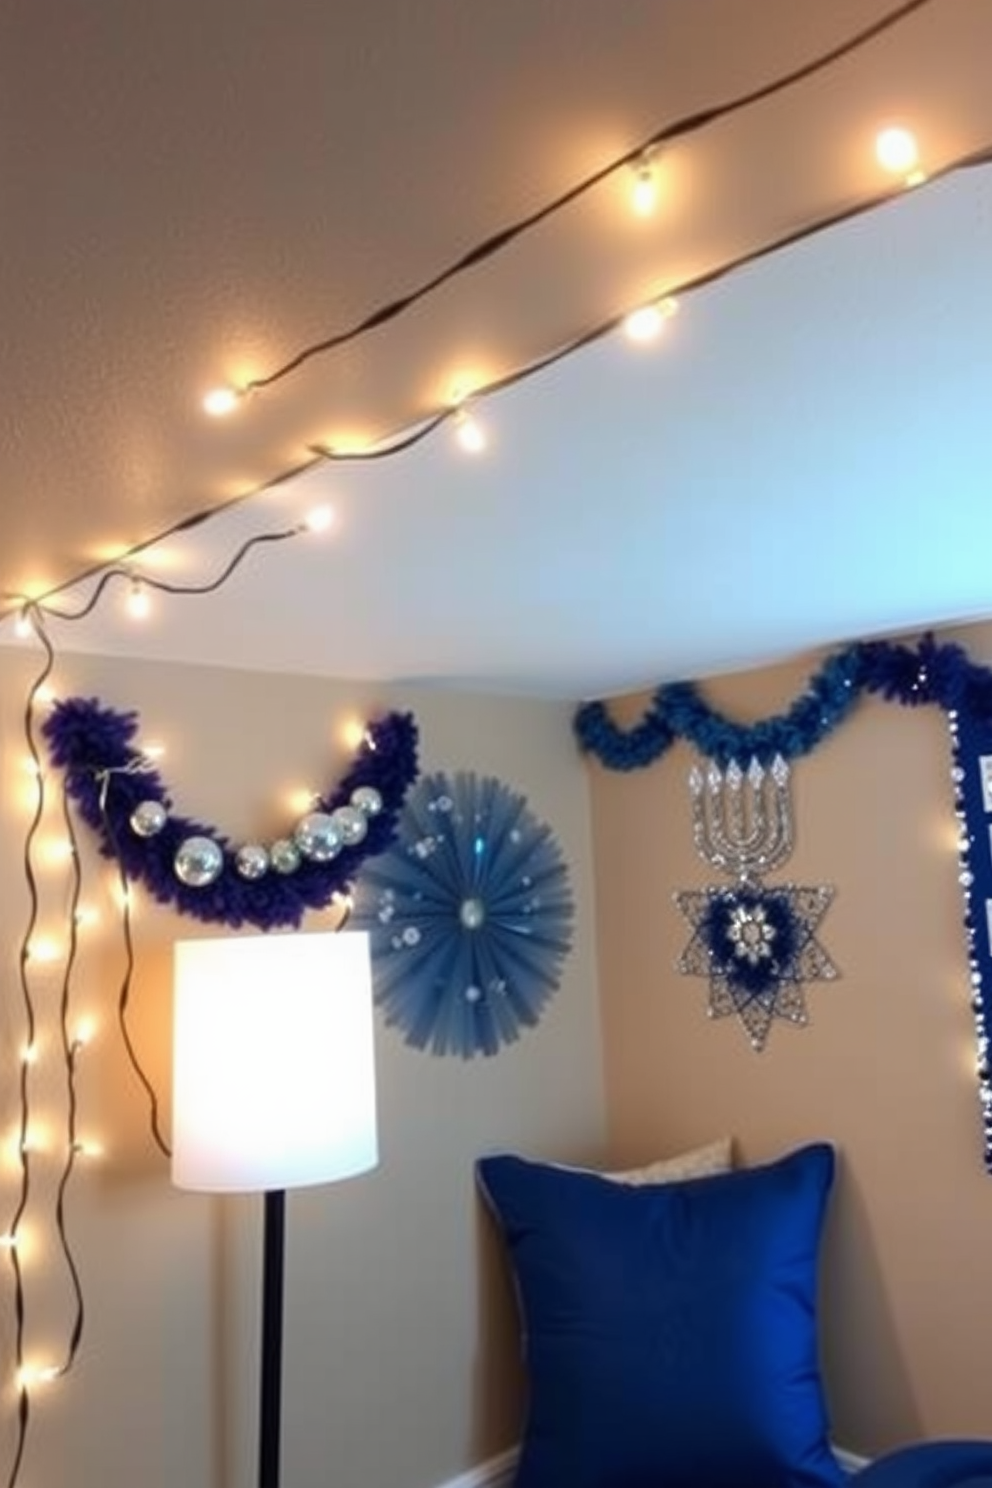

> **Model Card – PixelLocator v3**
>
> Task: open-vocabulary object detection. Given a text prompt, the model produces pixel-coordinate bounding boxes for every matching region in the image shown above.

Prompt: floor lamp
[171,930,378,1488]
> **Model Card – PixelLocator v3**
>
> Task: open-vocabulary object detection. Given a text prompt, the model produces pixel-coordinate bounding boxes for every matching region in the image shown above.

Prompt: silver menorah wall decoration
[674,752,839,1051]
[687,754,793,882]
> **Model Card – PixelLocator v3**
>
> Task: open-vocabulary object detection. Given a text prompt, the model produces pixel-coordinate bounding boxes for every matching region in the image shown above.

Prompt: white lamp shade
[171,930,378,1193]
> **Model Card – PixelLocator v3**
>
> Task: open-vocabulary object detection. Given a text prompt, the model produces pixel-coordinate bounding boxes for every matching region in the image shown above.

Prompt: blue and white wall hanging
[351,770,574,1057]
[674,755,838,1051]
[575,633,992,1169]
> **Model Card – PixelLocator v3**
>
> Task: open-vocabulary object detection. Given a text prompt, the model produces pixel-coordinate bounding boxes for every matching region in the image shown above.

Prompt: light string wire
[2,513,330,1488]
[99,780,171,1160]
[53,777,86,1375]
[4,135,991,629]
[242,0,940,393]
[0,3,981,630]
[5,611,57,1488]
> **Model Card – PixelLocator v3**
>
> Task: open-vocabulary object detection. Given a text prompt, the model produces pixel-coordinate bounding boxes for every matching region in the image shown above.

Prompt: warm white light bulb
[454,409,487,455]
[305,505,334,534]
[17,1364,60,1392]
[14,608,33,639]
[624,305,664,343]
[631,156,657,216]
[875,126,919,175]
[202,386,240,418]
[340,718,366,751]
[27,938,59,965]
[74,1017,97,1046]
[126,580,151,621]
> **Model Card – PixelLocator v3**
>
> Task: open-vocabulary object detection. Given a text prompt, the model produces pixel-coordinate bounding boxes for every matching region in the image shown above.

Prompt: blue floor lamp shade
[171,930,379,1488]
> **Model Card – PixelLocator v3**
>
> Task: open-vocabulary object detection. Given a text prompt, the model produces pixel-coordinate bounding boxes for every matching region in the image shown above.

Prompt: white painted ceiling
[2,1,991,699]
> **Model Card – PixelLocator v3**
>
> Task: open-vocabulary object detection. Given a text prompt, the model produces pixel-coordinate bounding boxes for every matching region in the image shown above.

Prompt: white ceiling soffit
[7,162,992,700]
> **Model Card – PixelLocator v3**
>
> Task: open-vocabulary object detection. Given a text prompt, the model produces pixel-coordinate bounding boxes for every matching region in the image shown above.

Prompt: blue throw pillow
[477,1143,844,1488]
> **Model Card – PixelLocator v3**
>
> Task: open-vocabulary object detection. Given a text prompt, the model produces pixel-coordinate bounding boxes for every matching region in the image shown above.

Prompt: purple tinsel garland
[42,697,419,931]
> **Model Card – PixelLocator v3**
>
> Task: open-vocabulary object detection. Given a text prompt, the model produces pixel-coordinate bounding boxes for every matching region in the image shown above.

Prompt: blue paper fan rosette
[351,771,574,1057]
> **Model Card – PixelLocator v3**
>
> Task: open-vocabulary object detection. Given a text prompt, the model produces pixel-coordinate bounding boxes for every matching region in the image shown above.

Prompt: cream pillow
[554,1136,734,1187]
[602,1136,733,1186]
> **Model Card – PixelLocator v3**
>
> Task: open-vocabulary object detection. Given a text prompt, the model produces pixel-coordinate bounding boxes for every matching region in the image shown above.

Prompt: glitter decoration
[294,811,343,862]
[235,844,270,880]
[350,770,574,1057]
[174,836,224,887]
[130,799,167,838]
[674,755,838,1050]
[270,838,302,875]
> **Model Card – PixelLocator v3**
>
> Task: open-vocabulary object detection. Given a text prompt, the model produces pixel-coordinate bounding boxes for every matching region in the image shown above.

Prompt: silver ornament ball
[350,785,383,817]
[235,844,270,880]
[459,896,486,931]
[130,799,167,838]
[331,804,368,846]
[294,811,343,862]
[174,836,224,888]
[270,838,302,875]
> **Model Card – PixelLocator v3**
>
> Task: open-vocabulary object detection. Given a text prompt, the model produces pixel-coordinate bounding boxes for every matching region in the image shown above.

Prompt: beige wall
[0,648,605,1488]
[589,619,992,1457]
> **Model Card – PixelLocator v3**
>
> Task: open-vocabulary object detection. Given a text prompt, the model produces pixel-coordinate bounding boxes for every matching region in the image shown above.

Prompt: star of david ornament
[674,755,839,1050]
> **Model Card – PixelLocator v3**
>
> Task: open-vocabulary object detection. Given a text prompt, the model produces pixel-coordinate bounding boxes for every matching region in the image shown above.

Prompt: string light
[202,386,241,418]
[71,1141,103,1159]
[875,124,925,184]
[73,1017,97,1047]
[26,938,60,965]
[16,1364,60,1392]
[340,718,367,751]
[39,836,75,868]
[304,505,334,533]
[623,296,680,344]
[630,152,658,216]
[14,608,33,639]
[125,578,151,621]
[453,406,487,455]
[229,0,938,400]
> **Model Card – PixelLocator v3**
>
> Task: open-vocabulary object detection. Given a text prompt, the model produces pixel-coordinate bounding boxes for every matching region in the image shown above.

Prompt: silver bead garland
[128,784,386,888]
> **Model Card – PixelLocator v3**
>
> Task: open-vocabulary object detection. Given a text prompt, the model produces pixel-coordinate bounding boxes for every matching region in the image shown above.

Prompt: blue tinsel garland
[43,697,419,931]
[573,633,992,769]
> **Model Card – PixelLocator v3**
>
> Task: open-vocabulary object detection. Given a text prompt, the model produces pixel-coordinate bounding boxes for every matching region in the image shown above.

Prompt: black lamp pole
[259,1189,286,1488]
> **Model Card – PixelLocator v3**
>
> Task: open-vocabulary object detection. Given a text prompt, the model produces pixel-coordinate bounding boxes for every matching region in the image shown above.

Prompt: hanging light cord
[245,0,940,392]
[5,617,56,1488]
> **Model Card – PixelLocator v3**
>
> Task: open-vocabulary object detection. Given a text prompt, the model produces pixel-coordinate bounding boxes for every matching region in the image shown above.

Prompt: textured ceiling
[2,0,991,693]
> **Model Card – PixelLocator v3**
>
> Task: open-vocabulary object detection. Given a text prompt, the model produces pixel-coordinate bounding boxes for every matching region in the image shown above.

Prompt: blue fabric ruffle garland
[573,633,990,770]
[350,770,574,1058]
[43,696,419,930]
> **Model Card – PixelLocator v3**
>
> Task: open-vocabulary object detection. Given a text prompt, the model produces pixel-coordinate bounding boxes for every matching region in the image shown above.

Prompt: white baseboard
[435,1446,517,1488]
[436,1440,869,1487]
